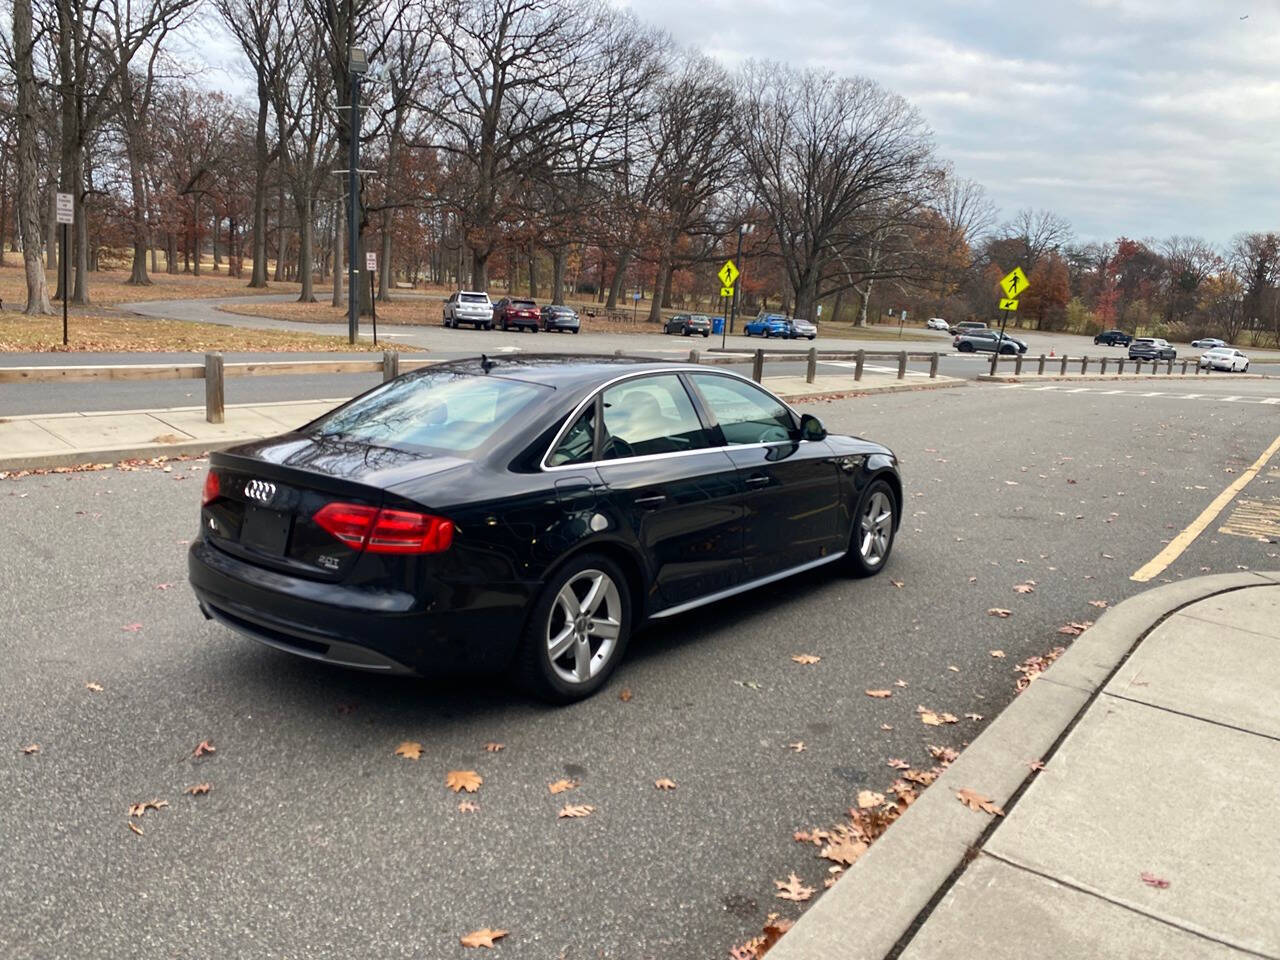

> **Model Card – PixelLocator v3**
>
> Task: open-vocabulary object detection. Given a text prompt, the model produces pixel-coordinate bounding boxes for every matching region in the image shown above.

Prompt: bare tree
[1000,208,1073,270]
[1159,235,1218,324]
[13,0,52,312]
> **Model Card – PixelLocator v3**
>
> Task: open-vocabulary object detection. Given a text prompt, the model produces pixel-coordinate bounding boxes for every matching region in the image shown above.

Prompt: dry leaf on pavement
[890,579,904,588]
[459,928,508,948]
[446,770,483,793]
[654,778,677,791]
[894,678,908,687]
[930,745,959,764]
[887,758,910,770]
[989,650,1006,658]
[965,713,983,721]
[987,608,1012,618]
[548,778,578,794]
[184,783,211,796]
[1140,872,1170,889]
[1089,599,1109,608]
[457,800,479,813]
[483,742,505,752]
[856,790,885,809]
[557,803,594,818]
[127,822,144,836]
[759,918,794,954]
[1013,583,1035,594]
[121,623,142,633]
[955,788,1005,816]
[618,688,632,702]
[128,799,168,818]
[791,654,821,665]
[192,740,216,758]
[820,835,867,867]
[865,689,892,698]
[1057,621,1092,636]
[788,741,806,753]
[85,681,104,693]
[774,873,815,902]
[393,741,422,760]
[20,744,39,755]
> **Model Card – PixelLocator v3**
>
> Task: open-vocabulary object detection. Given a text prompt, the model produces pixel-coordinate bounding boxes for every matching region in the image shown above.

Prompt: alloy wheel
[859,491,893,567]
[545,569,622,685]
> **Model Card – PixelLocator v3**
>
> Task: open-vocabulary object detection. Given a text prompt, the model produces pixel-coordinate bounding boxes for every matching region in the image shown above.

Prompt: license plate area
[241,504,292,555]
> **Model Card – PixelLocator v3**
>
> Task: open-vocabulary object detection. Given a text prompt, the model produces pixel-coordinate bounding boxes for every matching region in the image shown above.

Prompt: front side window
[600,375,709,459]
[691,374,795,446]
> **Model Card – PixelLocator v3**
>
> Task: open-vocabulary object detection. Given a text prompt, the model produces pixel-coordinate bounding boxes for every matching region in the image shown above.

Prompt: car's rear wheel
[516,553,632,703]
[958,342,974,352]
[847,479,897,577]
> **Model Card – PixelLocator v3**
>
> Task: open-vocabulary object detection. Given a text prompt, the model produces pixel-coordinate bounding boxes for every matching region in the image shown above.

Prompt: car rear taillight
[202,470,221,505]
[313,502,454,554]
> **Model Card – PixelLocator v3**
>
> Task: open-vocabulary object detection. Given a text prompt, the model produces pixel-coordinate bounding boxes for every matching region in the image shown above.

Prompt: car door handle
[744,474,770,487]
[634,494,667,507]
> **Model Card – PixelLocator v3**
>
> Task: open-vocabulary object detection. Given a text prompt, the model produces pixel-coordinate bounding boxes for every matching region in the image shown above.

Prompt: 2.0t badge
[244,479,277,504]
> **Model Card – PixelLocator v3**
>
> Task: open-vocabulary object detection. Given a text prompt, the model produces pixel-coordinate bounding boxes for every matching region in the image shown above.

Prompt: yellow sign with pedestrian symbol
[1000,267,1029,300]
[718,260,739,288]
[999,298,1019,311]
[720,286,734,297]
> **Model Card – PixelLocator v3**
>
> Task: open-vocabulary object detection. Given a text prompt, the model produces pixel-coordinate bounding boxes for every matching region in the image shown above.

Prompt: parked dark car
[786,318,818,340]
[188,357,902,703]
[1094,330,1132,346]
[493,298,541,332]
[541,305,580,334]
[954,330,1027,354]
[664,314,711,337]
[1128,337,1176,361]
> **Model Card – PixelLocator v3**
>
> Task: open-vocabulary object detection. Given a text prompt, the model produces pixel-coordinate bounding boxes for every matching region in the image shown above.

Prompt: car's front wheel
[847,479,897,577]
[516,553,632,704]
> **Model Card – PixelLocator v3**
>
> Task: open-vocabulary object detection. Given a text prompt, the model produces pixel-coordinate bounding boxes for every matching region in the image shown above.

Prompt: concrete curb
[0,438,243,473]
[978,372,1269,384]
[780,379,967,402]
[766,572,1280,960]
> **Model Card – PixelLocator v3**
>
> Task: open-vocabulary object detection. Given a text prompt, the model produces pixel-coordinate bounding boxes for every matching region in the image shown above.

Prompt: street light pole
[729,223,751,334]
[347,47,369,345]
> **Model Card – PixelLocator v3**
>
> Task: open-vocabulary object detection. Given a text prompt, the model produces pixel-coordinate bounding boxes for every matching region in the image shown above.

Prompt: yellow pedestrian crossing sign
[720,286,734,297]
[718,260,739,288]
[999,298,1019,311]
[1000,267,1029,300]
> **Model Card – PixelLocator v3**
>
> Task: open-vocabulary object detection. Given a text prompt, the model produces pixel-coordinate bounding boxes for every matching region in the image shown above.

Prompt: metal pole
[61,222,69,346]
[729,227,745,334]
[347,73,361,345]
[370,268,377,345]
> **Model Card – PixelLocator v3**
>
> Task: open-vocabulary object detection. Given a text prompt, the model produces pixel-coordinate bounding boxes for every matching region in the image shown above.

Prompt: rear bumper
[188,539,534,675]
[544,318,580,330]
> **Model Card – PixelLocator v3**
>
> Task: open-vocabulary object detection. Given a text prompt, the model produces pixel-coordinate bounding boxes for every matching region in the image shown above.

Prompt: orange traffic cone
[1049,348,1055,357]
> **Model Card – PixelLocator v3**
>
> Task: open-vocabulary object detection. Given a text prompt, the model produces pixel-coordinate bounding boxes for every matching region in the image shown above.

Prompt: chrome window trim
[539,366,802,472]
[650,550,846,619]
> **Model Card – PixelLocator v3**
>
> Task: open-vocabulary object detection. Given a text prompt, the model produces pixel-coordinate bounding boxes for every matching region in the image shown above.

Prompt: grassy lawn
[812,322,952,343]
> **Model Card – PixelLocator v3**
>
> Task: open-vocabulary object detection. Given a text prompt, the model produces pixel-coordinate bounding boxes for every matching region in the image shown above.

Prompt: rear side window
[312,371,549,456]
[601,375,709,459]
[691,374,795,446]
[548,406,596,466]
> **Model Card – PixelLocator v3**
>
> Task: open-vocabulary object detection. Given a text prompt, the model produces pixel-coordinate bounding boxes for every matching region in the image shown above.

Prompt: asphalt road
[4,380,1279,958]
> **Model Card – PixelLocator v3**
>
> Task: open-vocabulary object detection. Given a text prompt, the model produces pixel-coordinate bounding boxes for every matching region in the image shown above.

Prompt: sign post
[366,251,378,345]
[55,193,73,346]
[996,267,1030,366]
[718,259,739,349]
[632,290,641,323]
[898,309,906,339]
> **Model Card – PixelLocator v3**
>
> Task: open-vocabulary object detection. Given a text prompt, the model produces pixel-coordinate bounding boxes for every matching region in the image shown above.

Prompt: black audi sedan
[189,357,901,702]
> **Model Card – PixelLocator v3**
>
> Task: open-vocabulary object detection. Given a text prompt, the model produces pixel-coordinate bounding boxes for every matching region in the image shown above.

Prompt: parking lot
[3,377,1279,958]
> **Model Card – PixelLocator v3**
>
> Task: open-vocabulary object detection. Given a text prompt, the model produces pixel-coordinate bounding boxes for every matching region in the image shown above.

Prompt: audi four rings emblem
[244,480,277,504]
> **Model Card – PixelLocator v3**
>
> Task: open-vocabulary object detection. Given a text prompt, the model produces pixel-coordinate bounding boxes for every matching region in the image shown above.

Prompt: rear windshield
[460,293,489,303]
[511,300,537,308]
[1134,338,1154,345]
[311,371,550,455]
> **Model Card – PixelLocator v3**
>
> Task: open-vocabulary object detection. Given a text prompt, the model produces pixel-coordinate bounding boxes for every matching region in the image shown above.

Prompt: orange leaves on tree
[459,928,509,948]
[394,741,422,761]
[774,873,815,903]
[446,770,483,793]
[956,788,1005,816]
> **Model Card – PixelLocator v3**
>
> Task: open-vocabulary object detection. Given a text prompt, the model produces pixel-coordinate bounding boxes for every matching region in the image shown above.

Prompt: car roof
[426,355,688,390]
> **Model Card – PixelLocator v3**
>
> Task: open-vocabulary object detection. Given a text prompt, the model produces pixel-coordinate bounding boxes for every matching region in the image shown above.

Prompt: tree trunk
[606,249,631,311]
[212,211,221,271]
[856,281,873,327]
[14,0,52,314]
[378,216,392,301]
[470,244,490,291]
[331,197,343,307]
[273,179,285,281]
[297,194,315,303]
[647,259,670,323]
[192,195,201,276]
[551,245,567,303]
[248,84,269,287]
[46,191,56,272]
[527,250,537,299]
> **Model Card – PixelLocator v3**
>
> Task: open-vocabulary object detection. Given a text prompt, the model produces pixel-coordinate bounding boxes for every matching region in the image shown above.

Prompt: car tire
[846,479,897,578]
[808,335,815,340]
[958,342,974,352]
[573,328,579,334]
[514,552,632,704]
[703,331,709,338]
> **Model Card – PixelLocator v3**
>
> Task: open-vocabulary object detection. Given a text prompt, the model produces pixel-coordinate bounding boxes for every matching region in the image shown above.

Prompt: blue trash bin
[712,316,724,334]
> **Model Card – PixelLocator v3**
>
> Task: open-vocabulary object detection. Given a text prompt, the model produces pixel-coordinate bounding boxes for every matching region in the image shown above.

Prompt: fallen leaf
[965,713,984,721]
[880,723,893,730]
[654,777,677,791]
[155,583,172,591]
[446,770,483,793]
[774,873,815,902]
[618,688,632,702]
[890,579,904,588]
[184,783,211,796]
[557,803,594,818]
[121,623,142,633]
[987,608,1012,618]
[956,788,1005,816]
[864,689,892,698]
[1028,760,1046,771]
[548,778,578,794]
[947,665,960,672]
[457,800,479,813]
[820,835,867,867]
[1013,583,1035,594]
[856,790,885,809]
[791,654,821,665]
[759,918,794,953]
[483,742,505,752]
[1057,621,1092,637]
[1088,600,1109,608]
[733,680,762,690]
[20,744,40,755]
[127,822,144,836]
[459,928,509,948]
[968,576,978,583]
[192,740,216,758]
[789,741,806,753]
[887,758,910,770]
[989,650,1006,658]
[930,745,960,764]
[85,682,103,693]
[394,741,422,761]
[1140,872,1170,889]
[128,799,168,818]
[904,769,936,786]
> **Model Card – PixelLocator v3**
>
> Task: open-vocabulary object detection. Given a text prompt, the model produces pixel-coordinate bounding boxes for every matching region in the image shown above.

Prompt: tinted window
[600,375,709,459]
[461,293,488,303]
[691,374,795,446]
[511,300,537,308]
[548,406,596,466]
[312,371,549,456]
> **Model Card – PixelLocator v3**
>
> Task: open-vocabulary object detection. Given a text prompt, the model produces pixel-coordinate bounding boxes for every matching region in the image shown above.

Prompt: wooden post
[897,351,907,380]
[989,352,998,376]
[1100,357,1108,375]
[929,352,939,379]
[1166,357,1173,374]
[1193,359,1200,375]
[854,350,865,381]
[382,350,399,382]
[806,346,817,384]
[688,348,700,364]
[1059,355,1069,375]
[752,349,764,383]
[1081,356,1088,374]
[204,352,224,424]
[1118,358,1125,374]
[1181,360,1188,375]
[1014,353,1024,375]
[1037,354,1046,375]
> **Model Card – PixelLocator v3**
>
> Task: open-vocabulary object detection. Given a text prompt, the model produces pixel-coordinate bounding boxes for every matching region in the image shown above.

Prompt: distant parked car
[744,313,790,338]
[1190,337,1226,350]
[1199,347,1249,372]
[926,318,950,331]
[954,330,1027,355]
[541,305,580,334]
[786,317,818,340]
[1128,337,1176,361]
[663,314,711,337]
[442,291,494,329]
[1094,329,1132,346]
[949,320,988,336]
[493,298,541,332]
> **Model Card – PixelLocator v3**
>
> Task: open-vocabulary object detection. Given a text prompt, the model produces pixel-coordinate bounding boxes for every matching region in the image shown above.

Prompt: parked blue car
[744,313,790,338]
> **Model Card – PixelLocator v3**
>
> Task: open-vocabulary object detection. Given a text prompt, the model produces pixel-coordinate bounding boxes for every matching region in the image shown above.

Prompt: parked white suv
[926,317,949,331]
[443,291,494,330]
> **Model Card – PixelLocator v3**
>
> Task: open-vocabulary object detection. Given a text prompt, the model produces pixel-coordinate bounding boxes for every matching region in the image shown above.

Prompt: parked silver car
[443,291,494,329]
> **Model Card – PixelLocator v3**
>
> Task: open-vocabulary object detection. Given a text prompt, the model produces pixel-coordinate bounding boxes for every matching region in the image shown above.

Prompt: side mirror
[799,413,827,441]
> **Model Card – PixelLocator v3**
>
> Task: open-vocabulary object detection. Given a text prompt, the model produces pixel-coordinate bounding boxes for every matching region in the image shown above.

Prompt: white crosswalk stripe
[993,383,1277,404]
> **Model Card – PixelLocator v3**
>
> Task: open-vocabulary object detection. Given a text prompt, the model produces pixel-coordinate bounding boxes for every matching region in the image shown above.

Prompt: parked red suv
[492,298,541,333]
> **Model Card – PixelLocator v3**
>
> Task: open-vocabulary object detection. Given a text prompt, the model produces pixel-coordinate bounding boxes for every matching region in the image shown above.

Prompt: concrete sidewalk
[770,572,1280,960]
[0,371,963,471]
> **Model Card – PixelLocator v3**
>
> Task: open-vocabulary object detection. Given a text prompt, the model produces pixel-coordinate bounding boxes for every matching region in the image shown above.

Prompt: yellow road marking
[1131,432,1280,582]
